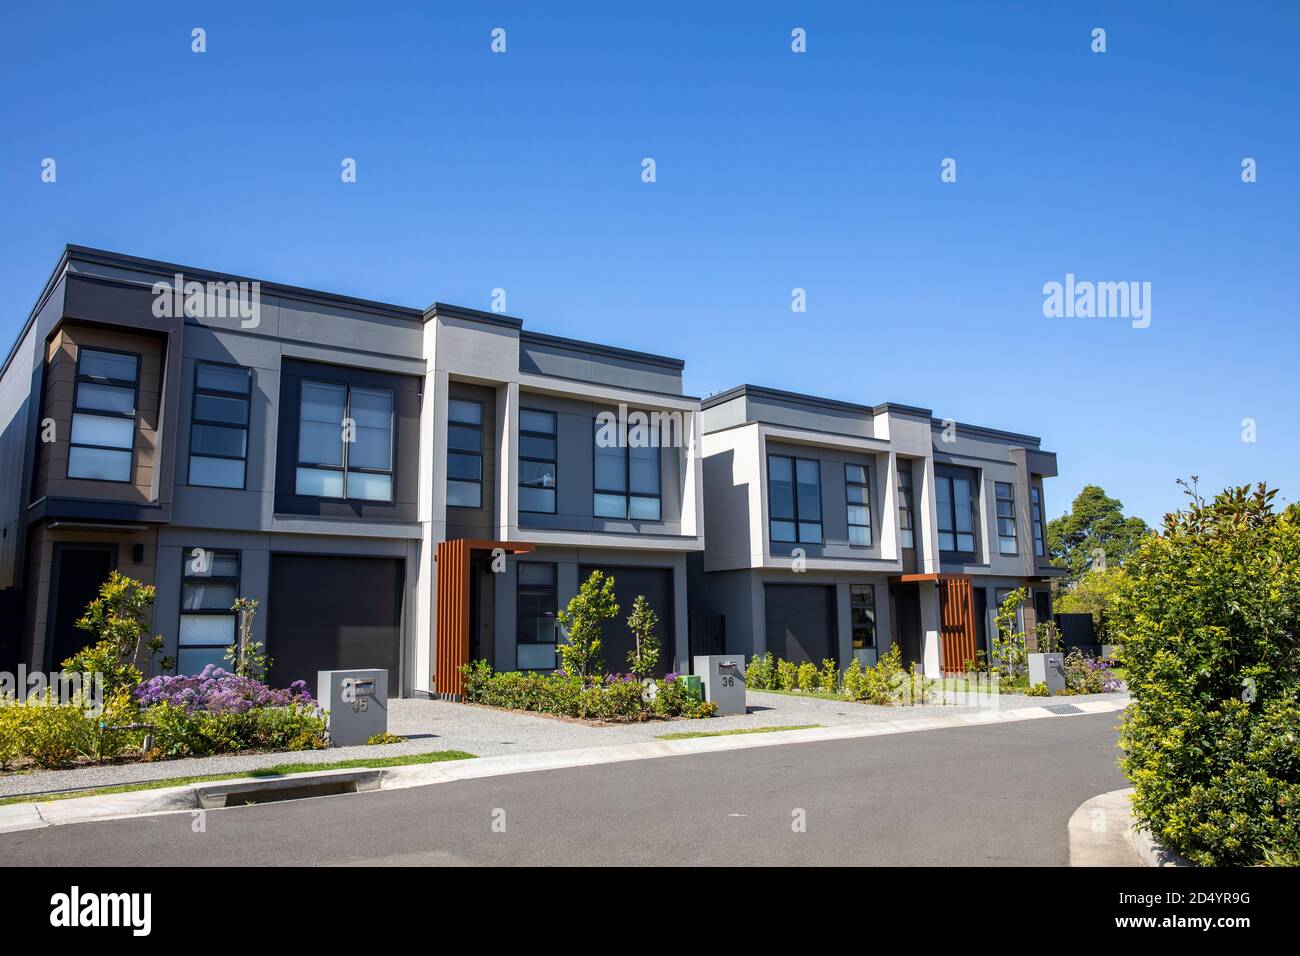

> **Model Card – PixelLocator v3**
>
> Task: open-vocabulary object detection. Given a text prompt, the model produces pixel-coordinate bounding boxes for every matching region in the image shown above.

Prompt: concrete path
[0,689,1128,799]
[1067,788,1141,866]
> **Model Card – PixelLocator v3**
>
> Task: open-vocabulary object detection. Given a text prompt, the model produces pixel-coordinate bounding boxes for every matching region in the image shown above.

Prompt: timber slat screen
[434,539,471,698]
[938,575,977,673]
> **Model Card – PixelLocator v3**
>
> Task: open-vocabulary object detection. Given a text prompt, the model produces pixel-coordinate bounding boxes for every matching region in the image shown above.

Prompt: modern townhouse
[689,385,1062,676]
[0,246,702,698]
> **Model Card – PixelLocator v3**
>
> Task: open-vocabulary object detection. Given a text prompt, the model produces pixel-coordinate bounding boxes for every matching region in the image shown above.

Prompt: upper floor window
[593,420,660,520]
[68,347,139,482]
[189,362,251,489]
[845,463,872,547]
[897,466,915,549]
[446,399,483,508]
[178,548,239,675]
[995,481,1018,555]
[519,408,557,514]
[935,469,976,554]
[768,454,822,544]
[296,381,393,501]
[850,584,876,649]
[1031,486,1046,557]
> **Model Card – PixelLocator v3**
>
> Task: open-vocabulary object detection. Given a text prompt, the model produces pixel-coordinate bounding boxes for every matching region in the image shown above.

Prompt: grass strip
[0,749,476,807]
[655,724,820,741]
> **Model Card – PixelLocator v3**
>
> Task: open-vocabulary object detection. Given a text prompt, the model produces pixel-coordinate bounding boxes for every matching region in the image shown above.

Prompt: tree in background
[1047,485,1150,582]
[1053,565,1127,641]
[626,595,661,679]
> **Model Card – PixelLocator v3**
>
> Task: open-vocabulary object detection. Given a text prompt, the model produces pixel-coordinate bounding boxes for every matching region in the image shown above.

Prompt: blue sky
[2,1,1296,526]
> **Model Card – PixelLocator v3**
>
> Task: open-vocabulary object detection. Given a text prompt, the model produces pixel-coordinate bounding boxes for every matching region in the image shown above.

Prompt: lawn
[656,724,821,740]
[0,749,476,807]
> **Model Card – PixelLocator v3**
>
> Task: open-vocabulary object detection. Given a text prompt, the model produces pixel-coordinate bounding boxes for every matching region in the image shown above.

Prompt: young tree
[1047,485,1150,581]
[65,571,161,692]
[556,570,619,678]
[626,595,660,678]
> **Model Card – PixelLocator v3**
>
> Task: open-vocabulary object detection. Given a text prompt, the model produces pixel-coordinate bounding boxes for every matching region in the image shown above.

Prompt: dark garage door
[578,565,673,677]
[268,555,403,688]
[765,584,836,665]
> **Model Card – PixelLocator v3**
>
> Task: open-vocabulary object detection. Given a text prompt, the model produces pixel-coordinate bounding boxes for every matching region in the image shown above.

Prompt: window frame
[845,463,872,548]
[1031,486,1046,558]
[67,346,141,483]
[518,407,558,515]
[592,417,662,521]
[995,481,1019,556]
[177,547,240,675]
[515,561,559,671]
[188,360,252,490]
[767,453,823,544]
[850,584,876,650]
[294,379,395,502]
[446,397,485,510]
[897,465,915,550]
[935,467,978,557]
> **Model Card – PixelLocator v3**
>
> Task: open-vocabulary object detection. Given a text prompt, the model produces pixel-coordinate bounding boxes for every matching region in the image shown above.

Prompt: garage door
[578,565,673,677]
[268,555,403,688]
[765,584,836,665]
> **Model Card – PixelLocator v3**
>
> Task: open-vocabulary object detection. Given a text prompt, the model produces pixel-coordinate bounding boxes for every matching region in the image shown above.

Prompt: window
[67,348,139,482]
[1031,486,1046,557]
[447,398,483,508]
[295,381,394,501]
[516,562,558,671]
[935,469,976,554]
[768,454,822,543]
[519,408,557,513]
[850,585,876,649]
[995,481,1018,555]
[178,548,239,675]
[189,362,251,489]
[845,464,872,546]
[897,466,915,549]
[593,419,661,520]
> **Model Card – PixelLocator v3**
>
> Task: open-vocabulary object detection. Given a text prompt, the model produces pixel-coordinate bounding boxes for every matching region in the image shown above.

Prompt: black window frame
[995,481,1019,556]
[516,561,559,671]
[850,584,876,649]
[177,547,240,675]
[67,345,141,483]
[935,466,978,558]
[295,379,396,502]
[446,397,485,510]
[1031,486,1046,558]
[592,417,662,521]
[188,360,252,490]
[518,407,557,515]
[845,463,872,548]
[767,453,823,544]
[897,465,915,550]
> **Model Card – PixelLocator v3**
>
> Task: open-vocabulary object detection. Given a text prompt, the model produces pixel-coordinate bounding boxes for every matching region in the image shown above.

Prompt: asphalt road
[0,713,1125,866]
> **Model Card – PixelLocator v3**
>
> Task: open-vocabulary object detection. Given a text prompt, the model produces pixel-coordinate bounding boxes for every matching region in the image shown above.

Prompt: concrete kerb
[0,699,1128,836]
[1067,786,1193,868]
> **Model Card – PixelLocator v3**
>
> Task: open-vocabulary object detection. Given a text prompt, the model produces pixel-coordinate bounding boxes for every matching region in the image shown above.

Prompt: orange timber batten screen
[937,575,977,674]
[434,539,471,698]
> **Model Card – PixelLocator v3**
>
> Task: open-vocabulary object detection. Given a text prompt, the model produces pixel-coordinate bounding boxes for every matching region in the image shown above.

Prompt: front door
[47,545,115,671]
[892,583,923,668]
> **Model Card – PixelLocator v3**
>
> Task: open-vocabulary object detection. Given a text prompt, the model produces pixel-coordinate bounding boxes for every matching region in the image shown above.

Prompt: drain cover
[1044,704,1083,715]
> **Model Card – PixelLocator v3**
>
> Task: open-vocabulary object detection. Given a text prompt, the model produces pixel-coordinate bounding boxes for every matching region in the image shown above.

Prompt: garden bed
[460,662,717,722]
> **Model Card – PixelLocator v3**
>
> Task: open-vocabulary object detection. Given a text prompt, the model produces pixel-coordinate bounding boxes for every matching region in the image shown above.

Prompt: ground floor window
[850,584,876,649]
[178,548,240,674]
[516,562,558,671]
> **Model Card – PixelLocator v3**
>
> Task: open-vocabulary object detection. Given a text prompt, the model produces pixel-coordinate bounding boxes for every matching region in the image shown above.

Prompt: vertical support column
[919,580,943,677]
[918,457,942,574]
[879,450,899,561]
[681,405,703,539]
[497,381,519,540]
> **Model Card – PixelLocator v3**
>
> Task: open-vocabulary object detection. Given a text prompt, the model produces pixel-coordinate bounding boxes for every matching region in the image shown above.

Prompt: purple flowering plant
[135,664,314,715]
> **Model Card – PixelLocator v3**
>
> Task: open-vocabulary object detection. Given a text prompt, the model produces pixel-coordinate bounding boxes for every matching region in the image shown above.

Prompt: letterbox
[693,655,747,716]
[318,669,389,747]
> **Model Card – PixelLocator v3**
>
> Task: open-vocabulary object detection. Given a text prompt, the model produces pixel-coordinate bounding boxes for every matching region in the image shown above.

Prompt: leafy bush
[818,659,838,694]
[991,588,1028,682]
[745,653,775,690]
[460,662,715,721]
[626,595,661,679]
[1025,682,1050,697]
[146,701,327,758]
[367,732,406,745]
[1117,481,1300,866]
[64,571,163,691]
[845,645,906,705]
[555,570,618,677]
[795,662,817,692]
[1063,649,1121,694]
[776,659,798,691]
[135,665,314,713]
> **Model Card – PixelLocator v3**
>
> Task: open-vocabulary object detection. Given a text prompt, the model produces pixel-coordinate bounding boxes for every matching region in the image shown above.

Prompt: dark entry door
[764,584,836,665]
[47,546,115,670]
[578,565,674,677]
[268,555,403,687]
[893,583,923,667]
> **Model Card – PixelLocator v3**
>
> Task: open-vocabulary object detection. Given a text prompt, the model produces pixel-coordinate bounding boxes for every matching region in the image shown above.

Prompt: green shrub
[795,662,817,692]
[366,732,406,745]
[626,595,661,679]
[818,659,838,694]
[555,570,618,677]
[146,702,327,758]
[745,653,775,690]
[841,659,863,699]
[776,659,798,691]
[1026,682,1050,697]
[1117,481,1300,866]
[848,645,904,705]
[460,664,715,721]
